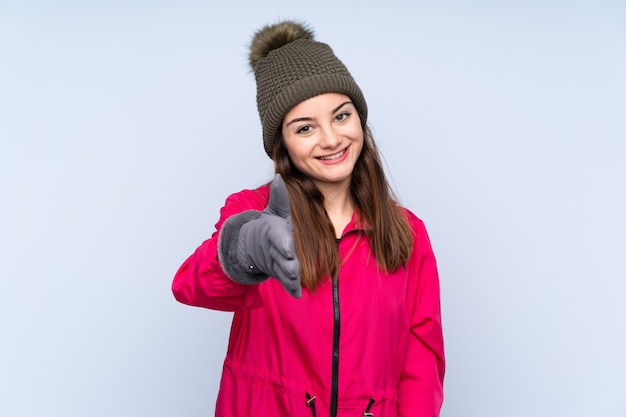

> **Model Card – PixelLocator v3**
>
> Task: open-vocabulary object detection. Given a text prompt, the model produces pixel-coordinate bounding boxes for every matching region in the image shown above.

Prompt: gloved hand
[218,174,301,298]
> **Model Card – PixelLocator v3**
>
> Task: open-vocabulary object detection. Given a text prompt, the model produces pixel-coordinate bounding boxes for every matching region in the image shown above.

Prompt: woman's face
[281,93,363,190]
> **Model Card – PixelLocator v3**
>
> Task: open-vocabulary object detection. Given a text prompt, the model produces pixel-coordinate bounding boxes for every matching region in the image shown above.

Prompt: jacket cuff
[217,210,270,285]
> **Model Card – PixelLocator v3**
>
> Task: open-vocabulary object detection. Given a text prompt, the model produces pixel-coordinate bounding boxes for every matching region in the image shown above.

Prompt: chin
[320,174,352,185]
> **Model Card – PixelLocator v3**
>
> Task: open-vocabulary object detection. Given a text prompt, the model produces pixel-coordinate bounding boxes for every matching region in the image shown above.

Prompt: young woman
[172,20,445,417]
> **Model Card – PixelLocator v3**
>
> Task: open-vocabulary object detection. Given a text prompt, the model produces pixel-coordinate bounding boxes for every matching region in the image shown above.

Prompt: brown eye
[335,112,350,121]
[296,125,312,134]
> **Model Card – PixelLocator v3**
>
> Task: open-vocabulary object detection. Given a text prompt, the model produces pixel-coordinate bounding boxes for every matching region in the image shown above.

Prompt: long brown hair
[273,126,414,290]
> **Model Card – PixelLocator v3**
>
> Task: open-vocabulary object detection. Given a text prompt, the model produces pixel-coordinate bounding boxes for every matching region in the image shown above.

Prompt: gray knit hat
[249,20,368,158]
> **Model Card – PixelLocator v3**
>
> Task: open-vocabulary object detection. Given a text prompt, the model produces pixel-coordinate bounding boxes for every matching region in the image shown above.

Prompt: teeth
[319,149,346,160]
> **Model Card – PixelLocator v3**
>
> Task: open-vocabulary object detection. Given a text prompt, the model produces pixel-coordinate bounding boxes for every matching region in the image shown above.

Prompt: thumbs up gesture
[218,174,301,298]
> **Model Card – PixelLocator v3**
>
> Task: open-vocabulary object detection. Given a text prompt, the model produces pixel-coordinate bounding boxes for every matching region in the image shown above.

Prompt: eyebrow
[285,101,353,127]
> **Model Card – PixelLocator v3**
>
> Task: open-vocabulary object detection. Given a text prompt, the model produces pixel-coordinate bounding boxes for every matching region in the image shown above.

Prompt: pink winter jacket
[172,185,445,417]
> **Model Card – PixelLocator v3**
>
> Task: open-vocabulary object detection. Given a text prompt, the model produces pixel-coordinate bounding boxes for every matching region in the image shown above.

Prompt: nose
[319,125,341,149]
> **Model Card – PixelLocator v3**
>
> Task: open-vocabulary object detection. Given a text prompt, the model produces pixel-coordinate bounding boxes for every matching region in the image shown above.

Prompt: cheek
[282,139,299,161]
[281,139,308,172]
[283,134,312,160]
[353,129,365,155]
[281,133,296,156]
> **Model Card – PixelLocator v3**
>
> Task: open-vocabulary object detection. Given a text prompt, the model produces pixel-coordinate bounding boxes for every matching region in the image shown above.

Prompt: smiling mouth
[317,148,347,161]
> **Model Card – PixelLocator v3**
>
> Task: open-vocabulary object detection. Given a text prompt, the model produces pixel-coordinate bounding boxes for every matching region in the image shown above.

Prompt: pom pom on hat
[248,19,368,159]
[249,21,314,71]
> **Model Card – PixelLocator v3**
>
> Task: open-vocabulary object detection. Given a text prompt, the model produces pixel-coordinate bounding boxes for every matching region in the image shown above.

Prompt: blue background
[1,1,625,416]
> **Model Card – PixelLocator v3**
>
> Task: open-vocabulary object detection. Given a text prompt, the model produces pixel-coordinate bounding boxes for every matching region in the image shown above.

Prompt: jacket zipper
[330,268,340,417]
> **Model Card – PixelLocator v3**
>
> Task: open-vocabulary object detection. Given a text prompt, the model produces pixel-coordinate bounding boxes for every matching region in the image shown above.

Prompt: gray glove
[218,174,301,298]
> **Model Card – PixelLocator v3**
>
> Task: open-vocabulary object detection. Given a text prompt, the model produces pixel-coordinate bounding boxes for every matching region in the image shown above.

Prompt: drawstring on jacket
[363,398,375,416]
[305,393,317,417]
[305,394,375,417]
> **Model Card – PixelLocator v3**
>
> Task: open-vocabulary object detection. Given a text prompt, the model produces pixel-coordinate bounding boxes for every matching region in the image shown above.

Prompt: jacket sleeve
[171,188,269,312]
[397,216,445,417]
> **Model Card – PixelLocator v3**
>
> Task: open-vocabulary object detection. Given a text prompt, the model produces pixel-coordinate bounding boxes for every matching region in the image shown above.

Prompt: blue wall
[1,1,624,416]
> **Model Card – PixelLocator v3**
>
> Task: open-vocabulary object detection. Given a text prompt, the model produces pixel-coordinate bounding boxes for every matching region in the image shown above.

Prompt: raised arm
[171,187,269,311]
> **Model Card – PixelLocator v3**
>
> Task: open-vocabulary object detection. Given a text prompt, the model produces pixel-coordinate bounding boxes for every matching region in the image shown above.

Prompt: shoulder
[398,209,438,266]
[223,183,271,212]
[398,206,427,234]
[397,206,435,254]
